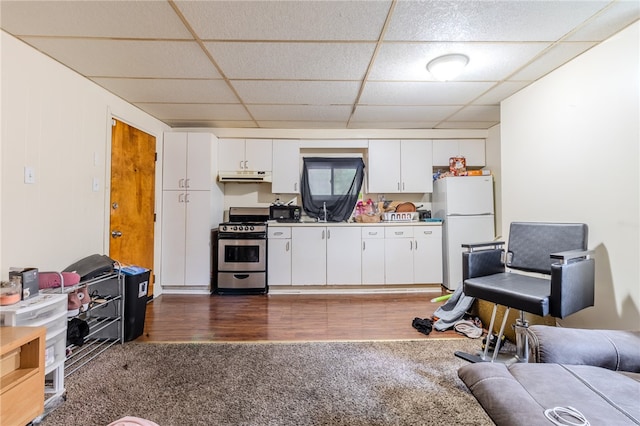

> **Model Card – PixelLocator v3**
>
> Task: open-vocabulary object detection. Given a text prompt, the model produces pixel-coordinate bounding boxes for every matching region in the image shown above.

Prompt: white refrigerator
[433,176,495,290]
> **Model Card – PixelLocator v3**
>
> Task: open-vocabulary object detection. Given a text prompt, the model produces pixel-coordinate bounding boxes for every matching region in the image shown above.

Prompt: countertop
[267,220,442,227]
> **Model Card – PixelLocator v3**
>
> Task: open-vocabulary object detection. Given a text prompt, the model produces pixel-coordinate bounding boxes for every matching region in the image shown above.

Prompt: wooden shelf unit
[1,326,46,426]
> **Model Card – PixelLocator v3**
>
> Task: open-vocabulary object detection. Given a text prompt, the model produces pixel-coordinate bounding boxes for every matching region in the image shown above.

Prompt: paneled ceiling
[2,1,638,129]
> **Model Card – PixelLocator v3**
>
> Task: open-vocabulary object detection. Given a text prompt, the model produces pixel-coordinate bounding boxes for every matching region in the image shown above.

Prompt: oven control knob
[249,225,255,231]
[232,225,238,231]
[221,225,227,231]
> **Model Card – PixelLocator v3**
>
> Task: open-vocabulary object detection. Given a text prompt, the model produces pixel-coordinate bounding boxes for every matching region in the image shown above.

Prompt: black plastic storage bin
[122,268,150,342]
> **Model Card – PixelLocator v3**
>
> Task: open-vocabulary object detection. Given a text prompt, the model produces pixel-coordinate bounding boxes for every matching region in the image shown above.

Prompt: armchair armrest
[462,241,505,251]
[463,248,505,280]
[551,249,594,262]
[528,325,640,373]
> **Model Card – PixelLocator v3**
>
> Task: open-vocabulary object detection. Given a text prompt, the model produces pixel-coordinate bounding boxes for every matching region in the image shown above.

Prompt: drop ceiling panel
[565,1,640,41]
[352,105,461,122]
[134,103,252,121]
[349,121,441,129]
[370,42,550,81]
[448,105,500,122]
[92,78,238,103]
[359,81,495,105]
[258,121,348,129]
[472,82,530,105]
[1,0,191,39]
[232,81,360,105]
[385,1,611,41]
[247,105,352,122]
[20,38,220,79]
[176,0,392,41]
[509,42,597,81]
[204,42,376,80]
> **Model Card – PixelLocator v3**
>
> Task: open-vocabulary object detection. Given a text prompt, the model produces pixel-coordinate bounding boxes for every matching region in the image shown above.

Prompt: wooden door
[109,118,156,298]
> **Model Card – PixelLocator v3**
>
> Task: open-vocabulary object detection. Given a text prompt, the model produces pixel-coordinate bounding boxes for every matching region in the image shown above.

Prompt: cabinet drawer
[44,327,66,373]
[385,227,414,238]
[268,227,291,239]
[0,294,67,327]
[362,227,384,239]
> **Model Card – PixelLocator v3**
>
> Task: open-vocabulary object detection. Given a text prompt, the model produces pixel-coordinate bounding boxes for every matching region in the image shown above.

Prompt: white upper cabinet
[368,139,433,193]
[272,139,300,194]
[432,139,485,167]
[163,132,212,191]
[218,138,273,172]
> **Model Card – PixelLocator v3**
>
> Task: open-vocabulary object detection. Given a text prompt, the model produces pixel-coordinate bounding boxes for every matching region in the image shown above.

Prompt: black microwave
[269,205,301,222]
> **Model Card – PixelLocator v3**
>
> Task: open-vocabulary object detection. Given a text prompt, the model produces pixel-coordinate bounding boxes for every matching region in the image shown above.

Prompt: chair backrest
[507,222,588,274]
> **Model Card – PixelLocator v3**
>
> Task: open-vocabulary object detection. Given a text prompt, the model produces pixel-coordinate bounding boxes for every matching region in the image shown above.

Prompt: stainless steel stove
[212,207,269,295]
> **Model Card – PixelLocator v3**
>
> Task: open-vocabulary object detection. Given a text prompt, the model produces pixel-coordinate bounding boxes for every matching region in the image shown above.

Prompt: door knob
[111,230,122,238]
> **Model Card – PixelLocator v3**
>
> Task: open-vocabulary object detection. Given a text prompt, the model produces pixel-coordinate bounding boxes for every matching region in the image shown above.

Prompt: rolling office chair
[455,222,595,363]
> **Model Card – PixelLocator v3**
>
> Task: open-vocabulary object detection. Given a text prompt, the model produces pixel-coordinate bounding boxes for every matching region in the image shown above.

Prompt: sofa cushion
[459,362,640,426]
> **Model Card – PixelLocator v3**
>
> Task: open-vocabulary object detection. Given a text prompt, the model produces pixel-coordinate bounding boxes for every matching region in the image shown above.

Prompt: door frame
[103,110,165,298]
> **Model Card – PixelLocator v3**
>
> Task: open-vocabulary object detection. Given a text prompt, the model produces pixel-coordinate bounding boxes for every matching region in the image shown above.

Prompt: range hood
[218,171,272,183]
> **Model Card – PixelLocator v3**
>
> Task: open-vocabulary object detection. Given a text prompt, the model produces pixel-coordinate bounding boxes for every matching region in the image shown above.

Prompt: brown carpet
[41,339,493,426]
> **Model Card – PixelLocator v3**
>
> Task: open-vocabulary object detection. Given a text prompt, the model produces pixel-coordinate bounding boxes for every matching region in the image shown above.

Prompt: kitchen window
[300,157,365,222]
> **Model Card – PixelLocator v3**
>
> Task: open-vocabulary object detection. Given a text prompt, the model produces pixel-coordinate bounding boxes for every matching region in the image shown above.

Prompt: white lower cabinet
[268,227,292,286]
[291,227,327,285]
[413,226,443,284]
[271,224,442,287]
[161,190,211,286]
[326,226,361,285]
[361,227,385,285]
[384,227,415,284]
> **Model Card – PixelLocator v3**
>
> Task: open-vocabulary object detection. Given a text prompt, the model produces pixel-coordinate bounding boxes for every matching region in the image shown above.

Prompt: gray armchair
[455,222,595,363]
[459,325,640,426]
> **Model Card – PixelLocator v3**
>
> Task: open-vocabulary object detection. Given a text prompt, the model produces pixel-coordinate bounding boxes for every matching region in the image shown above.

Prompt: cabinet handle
[395,231,403,236]
[286,241,290,251]
[179,178,185,188]
[294,182,297,192]
[244,160,248,169]
[362,241,366,251]
[423,230,432,235]
[368,231,378,236]
[322,230,325,239]
[185,193,190,203]
[185,178,190,188]
[397,182,400,191]
[274,232,283,236]
[327,229,331,239]
[239,160,244,169]
[402,182,405,191]
[415,240,418,250]
[178,193,185,203]
[410,240,413,250]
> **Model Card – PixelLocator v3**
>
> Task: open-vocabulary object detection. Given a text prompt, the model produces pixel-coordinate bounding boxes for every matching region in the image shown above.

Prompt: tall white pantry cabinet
[161,132,223,288]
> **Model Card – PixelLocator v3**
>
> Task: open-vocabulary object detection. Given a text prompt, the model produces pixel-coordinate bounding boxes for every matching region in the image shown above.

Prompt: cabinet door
[218,138,246,171]
[361,227,385,285]
[432,140,460,167]
[459,139,485,167]
[161,191,187,285]
[184,191,213,286]
[162,133,187,190]
[401,139,433,193]
[384,227,414,284]
[367,139,401,193]
[185,133,212,190]
[326,227,361,285]
[291,227,326,285]
[245,139,273,172]
[272,140,300,194]
[413,226,443,284]
[268,227,292,286]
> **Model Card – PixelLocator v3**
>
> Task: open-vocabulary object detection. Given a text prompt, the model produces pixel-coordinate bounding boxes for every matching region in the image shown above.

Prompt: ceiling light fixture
[427,54,469,81]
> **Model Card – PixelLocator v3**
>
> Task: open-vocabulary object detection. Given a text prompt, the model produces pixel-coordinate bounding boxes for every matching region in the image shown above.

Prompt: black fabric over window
[300,157,365,222]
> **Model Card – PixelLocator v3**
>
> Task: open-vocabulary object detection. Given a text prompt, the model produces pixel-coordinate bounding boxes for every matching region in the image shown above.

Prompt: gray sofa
[458,325,640,426]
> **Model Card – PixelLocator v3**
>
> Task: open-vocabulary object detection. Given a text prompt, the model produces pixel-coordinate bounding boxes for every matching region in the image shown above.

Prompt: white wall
[501,22,640,329]
[1,32,170,276]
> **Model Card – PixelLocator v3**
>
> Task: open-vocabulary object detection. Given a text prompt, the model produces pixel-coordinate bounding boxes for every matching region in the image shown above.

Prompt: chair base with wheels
[455,222,595,363]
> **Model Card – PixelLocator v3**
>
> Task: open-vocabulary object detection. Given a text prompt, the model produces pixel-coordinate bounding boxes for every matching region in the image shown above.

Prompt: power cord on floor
[544,406,590,426]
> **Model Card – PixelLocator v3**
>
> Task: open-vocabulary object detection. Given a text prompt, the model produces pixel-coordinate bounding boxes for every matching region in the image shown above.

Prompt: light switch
[92,177,100,192]
[24,166,35,184]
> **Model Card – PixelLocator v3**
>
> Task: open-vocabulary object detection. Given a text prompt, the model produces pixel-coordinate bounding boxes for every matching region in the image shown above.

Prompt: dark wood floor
[139,291,460,342]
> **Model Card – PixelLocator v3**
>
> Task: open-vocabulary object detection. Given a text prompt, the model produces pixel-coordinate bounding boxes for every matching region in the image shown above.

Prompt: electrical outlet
[24,166,35,184]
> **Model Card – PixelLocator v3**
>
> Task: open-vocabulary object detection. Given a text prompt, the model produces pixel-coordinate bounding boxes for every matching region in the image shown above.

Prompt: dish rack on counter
[42,270,124,377]
[382,212,419,222]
